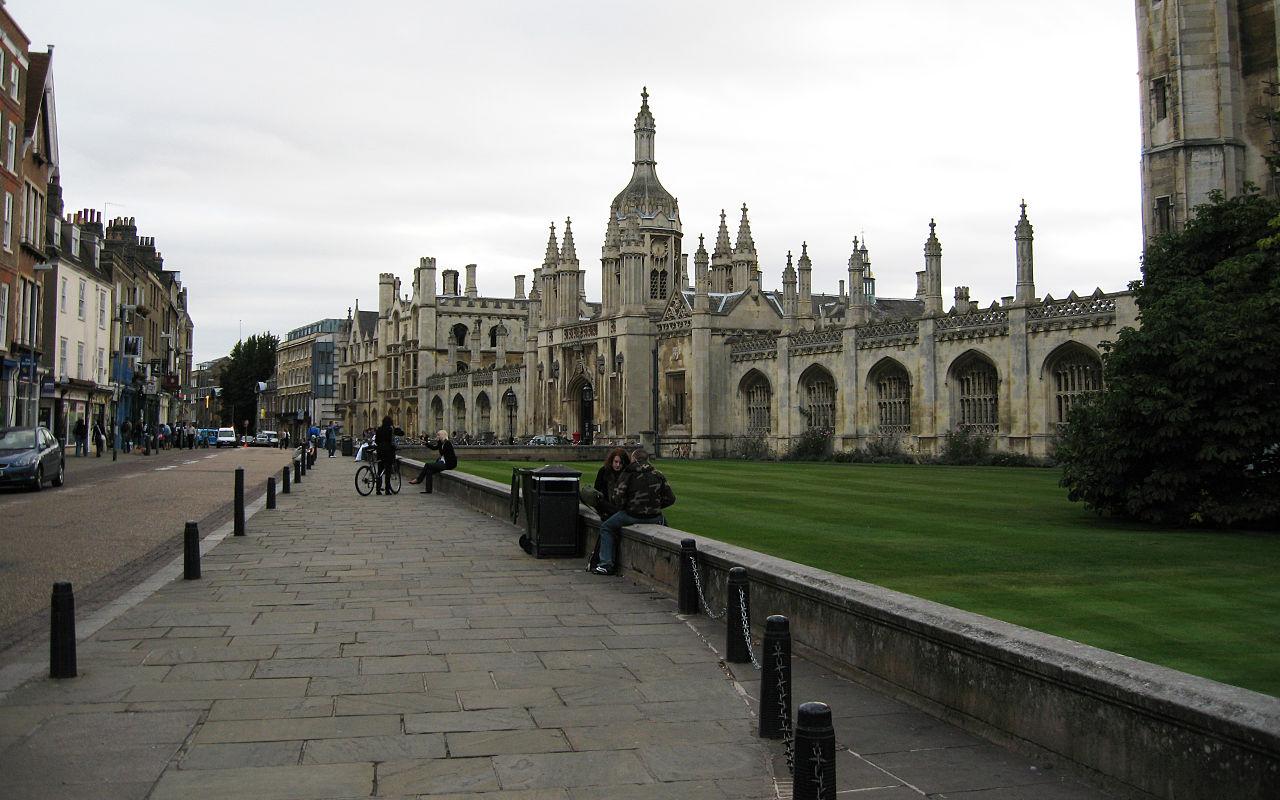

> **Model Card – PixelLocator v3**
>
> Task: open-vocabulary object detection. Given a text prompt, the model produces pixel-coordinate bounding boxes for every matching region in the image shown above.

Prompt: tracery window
[477,394,491,435]
[874,365,911,434]
[1053,353,1102,425]
[801,371,835,430]
[745,376,772,434]
[432,397,444,432]
[956,358,998,433]
[649,269,659,299]
[659,270,668,298]
[452,395,466,434]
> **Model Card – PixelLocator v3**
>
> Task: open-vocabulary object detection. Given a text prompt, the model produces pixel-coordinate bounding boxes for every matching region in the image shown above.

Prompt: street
[0,444,299,646]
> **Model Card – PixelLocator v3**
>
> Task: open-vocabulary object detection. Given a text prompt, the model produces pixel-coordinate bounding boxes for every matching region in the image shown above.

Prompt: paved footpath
[0,456,1112,799]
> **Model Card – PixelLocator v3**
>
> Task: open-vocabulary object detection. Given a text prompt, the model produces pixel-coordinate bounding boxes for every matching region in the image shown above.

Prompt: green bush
[731,433,773,461]
[785,426,834,461]
[938,426,992,465]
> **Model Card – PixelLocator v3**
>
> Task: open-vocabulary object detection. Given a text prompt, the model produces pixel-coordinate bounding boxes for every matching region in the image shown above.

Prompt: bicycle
[355,457,401,496]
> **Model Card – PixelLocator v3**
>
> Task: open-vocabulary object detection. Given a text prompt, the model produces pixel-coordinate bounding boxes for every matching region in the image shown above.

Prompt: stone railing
[855,320,919,350]
[934,308,1009,342]
[1027,294,1119,333]
[497,367,522,385]
[423,375,446,391]
[415,465,1280,800]
[788,326,843,355]
[563,322,598,341]
[729,334,778,362]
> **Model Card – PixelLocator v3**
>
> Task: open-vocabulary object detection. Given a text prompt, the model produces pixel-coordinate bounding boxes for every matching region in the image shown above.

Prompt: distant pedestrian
[121,420,133,453]
[326,426,337,458]
[374,416,397,496]
[408,430,456,494]
[594,448,676,576]
[73,418,87,457]
[92,417,106,458]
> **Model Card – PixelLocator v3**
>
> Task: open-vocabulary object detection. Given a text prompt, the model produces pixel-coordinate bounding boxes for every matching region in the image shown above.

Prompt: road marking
[155,466,177,471]
[183,460,199,465]
[203,455,219,460]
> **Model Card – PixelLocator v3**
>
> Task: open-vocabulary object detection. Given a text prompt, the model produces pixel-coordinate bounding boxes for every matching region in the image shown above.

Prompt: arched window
[799,366,835,430]
[871,361,911,434]
[488,327,499,348]
[649,269,660,299]
[452,394,467,434]
[952,354,999,433]
[477,393,491,435]
[451,323,468,346]
[659,270,668,298]
[431,397,444,433]
[741,372,772,434]
[456,362,468,374]
[1049,347,1102,426]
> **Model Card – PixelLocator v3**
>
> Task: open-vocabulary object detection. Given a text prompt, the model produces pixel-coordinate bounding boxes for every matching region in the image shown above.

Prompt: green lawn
[457,459,1280,696]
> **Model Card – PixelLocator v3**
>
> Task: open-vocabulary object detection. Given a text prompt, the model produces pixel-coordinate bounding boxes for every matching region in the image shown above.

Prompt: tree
[219,333,278,435]
[1057,190,1280,528]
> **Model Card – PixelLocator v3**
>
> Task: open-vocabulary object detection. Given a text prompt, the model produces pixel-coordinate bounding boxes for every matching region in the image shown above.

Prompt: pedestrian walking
[121,420,132,453]
[73,418,87,457]
[326,426,337,458]
[408,430,456,494]
[593,448,676,576]
[92,417,106,458]
[374,416,397,496]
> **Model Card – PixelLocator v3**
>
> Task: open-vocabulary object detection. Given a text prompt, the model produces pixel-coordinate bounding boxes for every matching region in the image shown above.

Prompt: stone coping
[399,457,1280,800]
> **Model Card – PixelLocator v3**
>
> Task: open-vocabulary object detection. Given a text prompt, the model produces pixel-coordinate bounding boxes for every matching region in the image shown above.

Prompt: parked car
[253,431,279,447]
[215,427,237,448]
[0,426,65,490]
[527,434,573,446]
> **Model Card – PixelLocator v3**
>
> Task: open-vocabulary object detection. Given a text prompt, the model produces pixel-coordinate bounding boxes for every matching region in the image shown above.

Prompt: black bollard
[726,566,751,664]
[299,449,307,477]
[183,521,201,580]
[233,467,245,536]
[49,582,77,679]
[759,615,792,740]
[267,476,276,510]
[282,464,291,494]
[678,538,699,615]
[294,458,302,484]
[792,702,836,800]
[144,437,150,456]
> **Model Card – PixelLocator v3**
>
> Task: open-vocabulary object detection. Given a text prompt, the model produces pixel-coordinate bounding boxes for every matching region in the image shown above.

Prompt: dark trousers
[378,460,396,494]
[414,461,451,491]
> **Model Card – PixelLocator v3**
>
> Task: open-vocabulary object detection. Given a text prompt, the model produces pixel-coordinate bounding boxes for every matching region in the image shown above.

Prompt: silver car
[0,426,66,490]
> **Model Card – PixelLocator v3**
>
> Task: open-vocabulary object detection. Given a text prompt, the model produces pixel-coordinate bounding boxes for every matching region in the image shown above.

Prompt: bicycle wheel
[387,464,402,494]
[355,465,376,496]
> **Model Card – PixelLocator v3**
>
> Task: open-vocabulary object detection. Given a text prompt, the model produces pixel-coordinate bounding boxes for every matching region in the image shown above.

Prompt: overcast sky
[11,0,1141,363]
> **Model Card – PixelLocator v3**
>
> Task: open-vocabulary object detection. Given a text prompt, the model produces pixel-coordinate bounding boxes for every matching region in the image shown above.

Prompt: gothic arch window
[477,392,492,435]
[949,352,999,434]
[659,270,668,298]
[869,359,911,434]
[451,323,468,347]
[740,370,772,435]
[649,269,660,299]
[798,365,835,430]
[1045,344,1102,427]
[488,326,499,348]
[431,396,444,433]
[456,362,468,374]
[451,394,467,434]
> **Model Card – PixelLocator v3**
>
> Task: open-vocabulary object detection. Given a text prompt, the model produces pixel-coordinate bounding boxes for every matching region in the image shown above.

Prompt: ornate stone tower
[1136,0,1279,240]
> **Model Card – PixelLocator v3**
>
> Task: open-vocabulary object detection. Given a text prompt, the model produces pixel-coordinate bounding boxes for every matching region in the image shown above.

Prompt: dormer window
[71,226,80,257]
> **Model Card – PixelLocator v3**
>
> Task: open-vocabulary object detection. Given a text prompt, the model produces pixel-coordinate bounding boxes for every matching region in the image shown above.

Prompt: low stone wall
[399,445,609,464]
[401,459,1280,800]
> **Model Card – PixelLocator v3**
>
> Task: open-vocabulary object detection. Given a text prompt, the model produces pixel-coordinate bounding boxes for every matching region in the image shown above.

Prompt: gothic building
[349,90,1138,457]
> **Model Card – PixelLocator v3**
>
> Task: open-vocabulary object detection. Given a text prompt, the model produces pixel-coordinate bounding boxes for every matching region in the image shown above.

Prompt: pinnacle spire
[560,217,577,263]
[714,209,732,257]
[543,221,559,267]
[1015,199,1033,238]
[798,241,811,269]
[734,203,755,254]
[696,233,707,256]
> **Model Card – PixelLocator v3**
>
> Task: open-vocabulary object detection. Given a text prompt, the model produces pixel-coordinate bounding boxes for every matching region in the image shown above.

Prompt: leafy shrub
[938,426,992,465]
[785,427,834,461]
[731,433,773,461]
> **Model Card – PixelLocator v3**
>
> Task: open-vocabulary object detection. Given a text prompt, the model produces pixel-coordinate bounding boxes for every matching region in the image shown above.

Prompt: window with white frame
[77,279,86,320]
[70,225,80,256]
[2,192,10,250]
[76,342,84,380]
[0,282,8,350]
[59,277,66,313]
[97,347,105,384]
[98,289,107,329]
[59,338,67,379]
[4,121,13,172]
[8,63,16,102]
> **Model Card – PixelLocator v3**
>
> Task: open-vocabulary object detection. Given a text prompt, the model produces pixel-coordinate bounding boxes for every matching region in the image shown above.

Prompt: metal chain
[687,555,726,620]
[737,588,761,670]
[773,640,794,776]
[811,740,828,798]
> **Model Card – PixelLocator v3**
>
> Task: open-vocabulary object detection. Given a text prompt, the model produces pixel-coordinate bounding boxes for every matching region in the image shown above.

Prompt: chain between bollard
[774,640,795,775]
[737,588,761,670]
[686,554,726,620]
[811,740,828,798]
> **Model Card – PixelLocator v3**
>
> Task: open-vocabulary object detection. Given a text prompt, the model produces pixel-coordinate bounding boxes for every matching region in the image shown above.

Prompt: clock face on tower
[650,240,668,259]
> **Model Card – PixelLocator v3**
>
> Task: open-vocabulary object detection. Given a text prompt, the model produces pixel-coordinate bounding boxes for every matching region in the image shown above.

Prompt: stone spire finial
[713,209,732,257]
[798,241,811,269]
[560,217,578,264]
[543,221,559,268]
[924,218,942,257]
[734,203,756,254]
[696,233,707,256]
[1015,200,1035,304]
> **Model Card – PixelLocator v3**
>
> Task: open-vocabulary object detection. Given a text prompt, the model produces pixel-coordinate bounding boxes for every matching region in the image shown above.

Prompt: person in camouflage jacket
[594,448,675,575]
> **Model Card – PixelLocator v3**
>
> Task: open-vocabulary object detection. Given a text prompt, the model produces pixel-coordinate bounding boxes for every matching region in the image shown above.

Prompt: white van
[215,427,237,448]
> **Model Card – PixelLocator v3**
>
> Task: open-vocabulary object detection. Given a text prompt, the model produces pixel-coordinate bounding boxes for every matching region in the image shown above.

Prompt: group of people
[365,416,458,496]
[583,446,676,576]
[70,416,109,457]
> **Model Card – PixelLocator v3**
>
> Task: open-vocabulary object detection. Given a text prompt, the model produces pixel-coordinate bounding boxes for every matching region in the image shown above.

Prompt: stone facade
[351,91,1138,457]
[1137,0,1279,239]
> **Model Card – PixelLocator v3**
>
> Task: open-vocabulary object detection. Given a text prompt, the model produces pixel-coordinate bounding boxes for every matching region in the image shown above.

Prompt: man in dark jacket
[374,416,397,496]
[73,418,87,457]
[408,430,457,494]
[594,448,675,575]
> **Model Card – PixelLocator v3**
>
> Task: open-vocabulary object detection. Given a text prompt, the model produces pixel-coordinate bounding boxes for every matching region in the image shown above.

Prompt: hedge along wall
[400,458,1280,800]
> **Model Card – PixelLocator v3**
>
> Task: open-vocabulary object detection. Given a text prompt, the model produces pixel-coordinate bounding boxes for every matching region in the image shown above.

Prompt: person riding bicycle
[374,415,397,496]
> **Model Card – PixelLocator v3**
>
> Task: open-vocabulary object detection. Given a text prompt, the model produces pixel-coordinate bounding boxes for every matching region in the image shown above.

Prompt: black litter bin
[527,464,582,558]
[340,436,353,457]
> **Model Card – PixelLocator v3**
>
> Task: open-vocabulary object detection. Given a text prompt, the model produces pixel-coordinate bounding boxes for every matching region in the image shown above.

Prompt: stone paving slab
[0,458,1119,799]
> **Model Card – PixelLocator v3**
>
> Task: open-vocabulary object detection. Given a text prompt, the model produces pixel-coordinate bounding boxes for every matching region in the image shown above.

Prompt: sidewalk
[0,457,1113,799]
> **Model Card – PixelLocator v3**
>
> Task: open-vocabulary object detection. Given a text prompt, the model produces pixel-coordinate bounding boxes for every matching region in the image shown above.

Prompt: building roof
[23,50,48,139]
[355,310,379,337]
